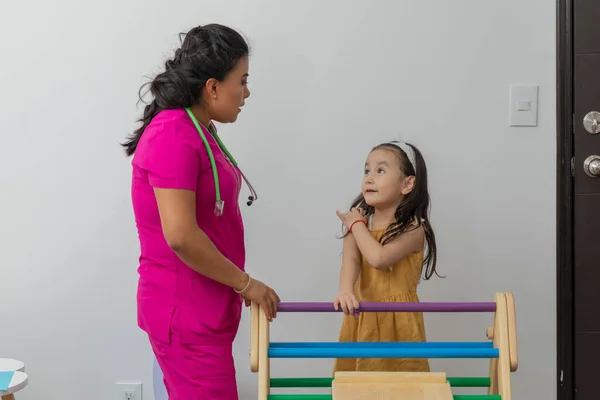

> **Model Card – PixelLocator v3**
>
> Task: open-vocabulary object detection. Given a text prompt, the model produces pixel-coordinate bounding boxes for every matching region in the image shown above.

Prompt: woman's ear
[204,78,219,100]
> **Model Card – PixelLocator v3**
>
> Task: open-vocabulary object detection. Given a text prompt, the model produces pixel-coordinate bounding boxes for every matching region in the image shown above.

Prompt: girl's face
[206,56,251,124]
[362,148,415,208]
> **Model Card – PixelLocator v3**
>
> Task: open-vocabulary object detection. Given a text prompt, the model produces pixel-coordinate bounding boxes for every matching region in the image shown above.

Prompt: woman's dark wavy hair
[121,24,249,156]
[344,142,440,280]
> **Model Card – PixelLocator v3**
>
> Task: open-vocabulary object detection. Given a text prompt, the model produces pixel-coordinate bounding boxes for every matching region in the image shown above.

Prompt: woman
[122,24,280,399]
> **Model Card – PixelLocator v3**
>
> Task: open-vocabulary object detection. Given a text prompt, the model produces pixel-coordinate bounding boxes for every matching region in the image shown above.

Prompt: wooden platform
[332,371,454,400]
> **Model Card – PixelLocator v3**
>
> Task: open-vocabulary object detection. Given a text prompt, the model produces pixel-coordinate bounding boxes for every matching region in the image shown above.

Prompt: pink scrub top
[130,108,245,346]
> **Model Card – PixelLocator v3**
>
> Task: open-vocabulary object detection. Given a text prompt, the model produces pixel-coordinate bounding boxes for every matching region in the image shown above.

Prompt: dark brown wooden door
[573,0,600,396]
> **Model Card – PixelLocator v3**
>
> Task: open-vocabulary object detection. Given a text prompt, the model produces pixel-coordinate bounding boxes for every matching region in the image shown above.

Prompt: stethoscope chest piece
[214,200,224,217]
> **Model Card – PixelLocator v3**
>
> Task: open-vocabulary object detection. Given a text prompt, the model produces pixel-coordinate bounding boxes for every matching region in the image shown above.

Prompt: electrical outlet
[115,382,142,400]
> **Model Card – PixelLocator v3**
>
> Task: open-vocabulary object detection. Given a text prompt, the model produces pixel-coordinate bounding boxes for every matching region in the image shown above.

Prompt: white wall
[0,1,555,399]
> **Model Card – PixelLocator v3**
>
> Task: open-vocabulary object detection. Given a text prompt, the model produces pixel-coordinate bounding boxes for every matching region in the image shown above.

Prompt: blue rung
[270,342,493,349]
[268,346,499,359]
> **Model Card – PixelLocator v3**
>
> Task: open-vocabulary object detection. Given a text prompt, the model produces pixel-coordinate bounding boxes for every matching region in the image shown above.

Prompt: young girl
[333,141,438,373]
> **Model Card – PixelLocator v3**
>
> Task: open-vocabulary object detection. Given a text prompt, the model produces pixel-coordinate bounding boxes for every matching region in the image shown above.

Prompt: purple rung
[277,302,496,313]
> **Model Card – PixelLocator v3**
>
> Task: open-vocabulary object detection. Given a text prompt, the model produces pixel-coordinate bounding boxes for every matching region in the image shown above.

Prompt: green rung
[271,378,333,387]
[267,396,500,400]
[270,377,490,388]
[268,396,332,400]
[448,377,491,387]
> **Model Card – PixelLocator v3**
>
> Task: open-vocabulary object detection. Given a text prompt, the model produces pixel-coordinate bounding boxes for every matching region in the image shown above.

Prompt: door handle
[584,111,600,134]
[584,155,600,177]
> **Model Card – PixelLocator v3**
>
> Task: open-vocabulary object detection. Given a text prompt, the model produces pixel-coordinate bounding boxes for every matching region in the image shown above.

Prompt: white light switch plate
[509,84,538,126]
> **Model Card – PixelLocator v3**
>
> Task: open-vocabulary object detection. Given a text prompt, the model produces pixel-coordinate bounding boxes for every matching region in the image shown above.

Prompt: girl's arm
[334,232,362,315]
[351,222,424,270]
[338,232,362,294]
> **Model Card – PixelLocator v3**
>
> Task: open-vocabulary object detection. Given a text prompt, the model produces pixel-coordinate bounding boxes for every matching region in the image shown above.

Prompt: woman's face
[208,56,251,124]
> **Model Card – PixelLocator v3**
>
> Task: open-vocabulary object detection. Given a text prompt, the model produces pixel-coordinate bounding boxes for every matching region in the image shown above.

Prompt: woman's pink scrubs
[130,108,245,399]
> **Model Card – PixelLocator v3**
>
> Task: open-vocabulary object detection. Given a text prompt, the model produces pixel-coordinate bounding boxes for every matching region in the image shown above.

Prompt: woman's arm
[154,187,249,289]
[154,187,281,320]
[351,222,424,269]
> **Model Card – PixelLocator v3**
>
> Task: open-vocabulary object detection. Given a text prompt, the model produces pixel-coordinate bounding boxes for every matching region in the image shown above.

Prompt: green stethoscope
[185,107,258,216]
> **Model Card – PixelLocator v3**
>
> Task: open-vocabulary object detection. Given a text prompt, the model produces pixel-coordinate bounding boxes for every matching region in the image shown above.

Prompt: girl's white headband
[393,142,417,174]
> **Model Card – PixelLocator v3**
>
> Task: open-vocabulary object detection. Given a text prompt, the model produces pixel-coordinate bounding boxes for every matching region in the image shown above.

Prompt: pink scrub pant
[148,311,238,400]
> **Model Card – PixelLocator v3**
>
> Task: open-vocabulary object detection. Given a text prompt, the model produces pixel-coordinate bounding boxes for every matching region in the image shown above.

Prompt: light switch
[516,100,530,111]
[509,84,538,126]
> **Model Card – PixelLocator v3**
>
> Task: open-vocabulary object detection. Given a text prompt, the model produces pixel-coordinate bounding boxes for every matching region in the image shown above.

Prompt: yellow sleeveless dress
[333,224,430,373]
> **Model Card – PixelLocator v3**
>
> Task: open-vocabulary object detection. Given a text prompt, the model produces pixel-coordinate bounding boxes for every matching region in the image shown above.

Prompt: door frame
[556,0,574,398]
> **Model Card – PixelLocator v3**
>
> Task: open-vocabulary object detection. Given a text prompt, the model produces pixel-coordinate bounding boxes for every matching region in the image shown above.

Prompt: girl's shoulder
[367,215,425,232]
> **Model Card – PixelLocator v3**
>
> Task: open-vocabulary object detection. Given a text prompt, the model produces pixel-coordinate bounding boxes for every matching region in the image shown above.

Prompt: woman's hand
[334,291,360,316]
[336,207,367,231]
[241,278,281,321]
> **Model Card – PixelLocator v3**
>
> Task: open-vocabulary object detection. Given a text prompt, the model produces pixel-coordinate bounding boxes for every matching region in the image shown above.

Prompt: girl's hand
[334,292,360,316]
[336,207,367,231]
